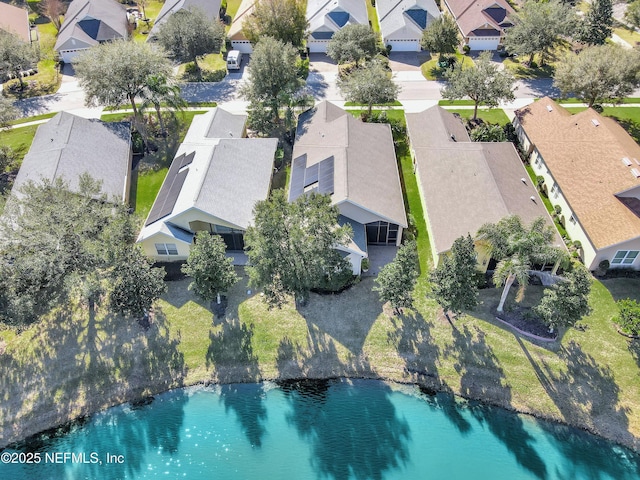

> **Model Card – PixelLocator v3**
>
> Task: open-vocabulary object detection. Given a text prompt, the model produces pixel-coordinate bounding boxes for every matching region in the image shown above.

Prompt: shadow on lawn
[517,337,635,451]
[278,379,410,480]
[297,277,383,354]
[0,305,186,475]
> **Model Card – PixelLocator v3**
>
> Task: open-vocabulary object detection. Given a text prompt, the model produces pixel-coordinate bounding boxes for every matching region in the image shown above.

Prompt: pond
[1,379,639,479]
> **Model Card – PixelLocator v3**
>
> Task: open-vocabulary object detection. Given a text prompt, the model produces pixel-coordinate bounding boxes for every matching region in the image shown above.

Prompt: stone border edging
[615,325,640,339]
[495,316,557,342]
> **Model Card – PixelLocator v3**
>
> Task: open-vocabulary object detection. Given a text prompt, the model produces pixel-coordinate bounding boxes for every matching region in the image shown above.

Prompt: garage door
[468,37,500,51]
[385,39,420,52]
[231,40,253,54]
[60,49,87,63]
[308,40,329,53]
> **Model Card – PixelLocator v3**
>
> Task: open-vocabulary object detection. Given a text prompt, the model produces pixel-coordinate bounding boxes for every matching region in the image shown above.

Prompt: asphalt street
[8,53,620,119]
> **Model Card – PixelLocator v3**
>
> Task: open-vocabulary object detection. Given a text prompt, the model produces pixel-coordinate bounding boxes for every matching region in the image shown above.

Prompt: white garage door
[468,37,500,51]
[385,39,420,52]
[307,40,329,53]
[231,40,253,54]
[60,49,88,63]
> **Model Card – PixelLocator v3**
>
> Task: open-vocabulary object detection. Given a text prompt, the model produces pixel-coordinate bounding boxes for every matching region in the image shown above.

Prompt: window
[155,243,178,255]
[611,250,639,265]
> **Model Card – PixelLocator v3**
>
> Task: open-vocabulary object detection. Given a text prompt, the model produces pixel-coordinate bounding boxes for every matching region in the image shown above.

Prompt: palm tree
[140,74,186,137]
[477,215,561,313]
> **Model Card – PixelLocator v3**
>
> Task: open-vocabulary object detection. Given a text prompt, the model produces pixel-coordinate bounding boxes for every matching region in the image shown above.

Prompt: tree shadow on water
[279,379,411,480]
[445,325,548,479]
[206,318,267,448]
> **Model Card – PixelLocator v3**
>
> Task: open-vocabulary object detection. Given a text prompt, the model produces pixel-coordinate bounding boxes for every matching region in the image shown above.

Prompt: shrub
[296,56,309,79]
[613,299,640,336]
[462,45,470,54]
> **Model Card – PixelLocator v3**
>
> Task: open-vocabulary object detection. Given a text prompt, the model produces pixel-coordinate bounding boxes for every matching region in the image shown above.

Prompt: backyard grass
[3,266,640,452]
[421,53,474,80]
[132,0,164,41]
[135,167,168,220]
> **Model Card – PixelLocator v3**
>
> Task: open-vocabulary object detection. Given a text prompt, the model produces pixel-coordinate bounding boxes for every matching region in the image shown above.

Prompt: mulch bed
[493,305,557,340]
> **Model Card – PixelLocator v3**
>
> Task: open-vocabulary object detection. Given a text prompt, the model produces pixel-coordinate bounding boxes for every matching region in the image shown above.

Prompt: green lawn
[135,167,168,220]
[177,53,227,81]
[421,53,474,80]
[613,26,640,47]
[132,0,164,41]
[366,0,381,33]
[0,125,39,163]
[502,56,555,80]
[446,108,511,126]
[225,0,243,21]
[9,112,57,125]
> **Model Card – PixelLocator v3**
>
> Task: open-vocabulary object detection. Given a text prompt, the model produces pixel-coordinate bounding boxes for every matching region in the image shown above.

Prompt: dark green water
[1,379,639,479]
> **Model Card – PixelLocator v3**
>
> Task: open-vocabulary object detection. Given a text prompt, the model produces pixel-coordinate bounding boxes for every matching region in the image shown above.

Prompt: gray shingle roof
[55,0,127,52]
[291,101,407,228]
[149,0,221,37]
[307,0,369,38]
[12,112,131,202]
[406,106,562,256]
[376,0,441,41]
[194,138,277,229]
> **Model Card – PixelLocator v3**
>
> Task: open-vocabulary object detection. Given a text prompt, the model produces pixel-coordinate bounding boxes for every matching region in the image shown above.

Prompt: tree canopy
[242,0,308,47]
[0,31,39,90]
[326,24,378,66]
[240,36,305,125]
[553,44,640,108]
[182,232,238,303]
[337,61,400,115]
[74,40,173,117]
[154,7,225,74]
[502,0,575,65]
[625,0,640,29]
[429,235,479,319]
[0,175,166,324]
[534,264,592,330]
[0,96,18,129]
[244,190,353,307]
[477,215,563,313]
[441,51,515,120]
[374,241,419,315]
[580,0,612,45]
[420,15,460,59]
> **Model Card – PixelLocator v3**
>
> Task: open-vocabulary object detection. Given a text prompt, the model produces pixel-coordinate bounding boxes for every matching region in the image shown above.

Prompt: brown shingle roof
[444,0,513,37]
[407,106,561,255]
[515,97,640,249]
[0,2,31,43]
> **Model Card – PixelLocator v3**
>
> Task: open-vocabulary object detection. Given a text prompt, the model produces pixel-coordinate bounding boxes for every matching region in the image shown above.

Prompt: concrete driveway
[309,53,339,73]
[387,52,430,72]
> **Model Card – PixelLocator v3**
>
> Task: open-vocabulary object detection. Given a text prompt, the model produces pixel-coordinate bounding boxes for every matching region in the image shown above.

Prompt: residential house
[289,101,407,274]
[137,108,277,262]
[11,112,132,203]
[514,97,640,271]
[442,0,513,51]
[228,0,255,53]
[376,0,441,52]
[0,2,33,43]
[148,0,221,38]
[306,0,368,53]
[406,106,561,269]
[54,0,128,63]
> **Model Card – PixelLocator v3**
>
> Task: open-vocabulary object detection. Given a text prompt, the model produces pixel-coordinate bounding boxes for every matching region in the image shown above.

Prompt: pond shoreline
[3,369,639,455]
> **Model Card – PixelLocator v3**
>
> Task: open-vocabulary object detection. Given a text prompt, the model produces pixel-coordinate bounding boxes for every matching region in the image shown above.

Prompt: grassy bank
[2,271,639,453]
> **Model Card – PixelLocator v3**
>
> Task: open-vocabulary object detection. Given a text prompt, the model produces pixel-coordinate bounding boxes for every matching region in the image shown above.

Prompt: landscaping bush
[613,298,640,336]
[296,56,309,79]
